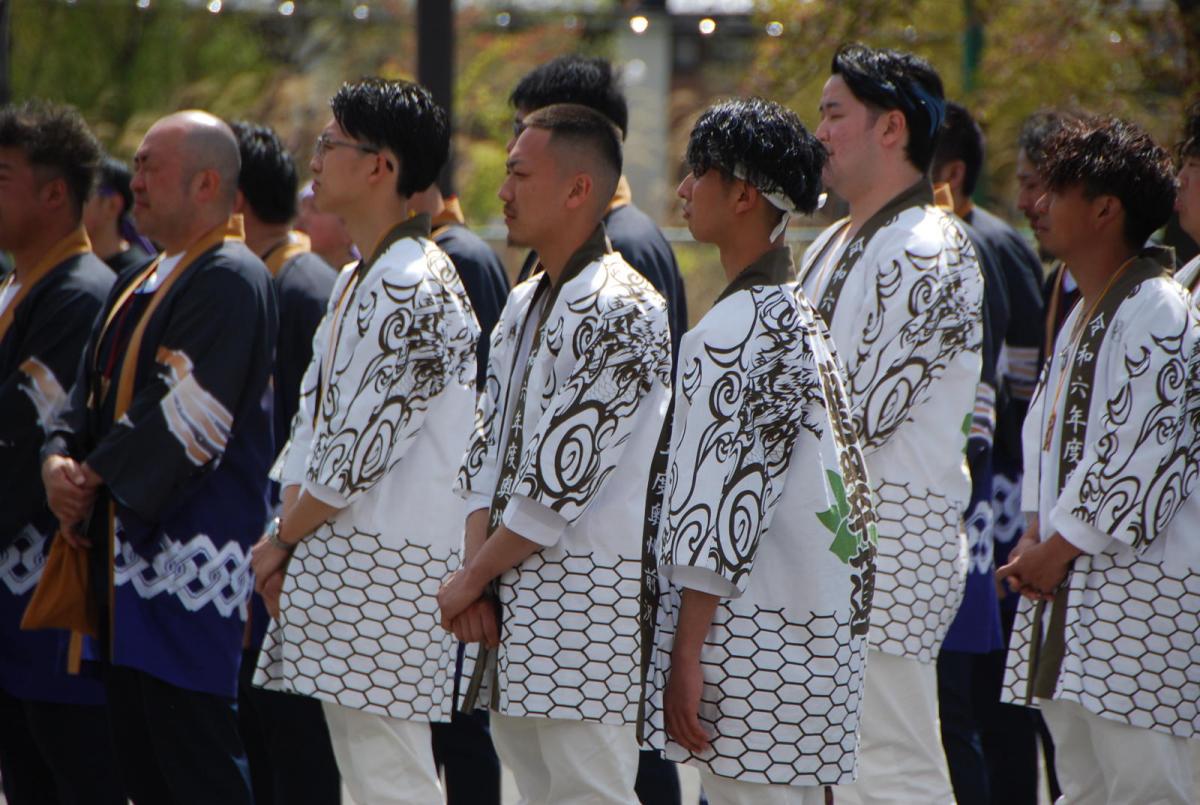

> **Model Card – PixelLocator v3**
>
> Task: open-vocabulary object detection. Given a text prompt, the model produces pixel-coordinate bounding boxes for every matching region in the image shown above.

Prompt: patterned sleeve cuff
[660,564,739,599]
[1049,506,1115,555]
[502,495,568,547]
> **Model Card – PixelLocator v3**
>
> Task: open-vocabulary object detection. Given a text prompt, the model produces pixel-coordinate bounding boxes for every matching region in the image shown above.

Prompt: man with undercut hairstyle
[998,116,1200,805]
[441,103,671,804]
[799,43,984,803]
[0,101,125,805]
[252,78,479,804]
[510,55,688,363]
[644,97,876,805]
[930,100,1047,804]
[229,119,341,805]
[1175,101,1200,296]
[37,109,276,804]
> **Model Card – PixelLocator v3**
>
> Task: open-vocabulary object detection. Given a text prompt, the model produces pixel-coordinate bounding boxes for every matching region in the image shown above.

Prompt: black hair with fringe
[330,77,448,198]
[1178,101,1200,162]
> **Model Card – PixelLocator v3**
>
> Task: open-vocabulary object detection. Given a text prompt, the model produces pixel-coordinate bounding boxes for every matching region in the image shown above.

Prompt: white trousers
[699,769,827,805]
[834,650,955,805]
[321,700,442,805]
[1039,698,1194,805]
[490,710,639,805]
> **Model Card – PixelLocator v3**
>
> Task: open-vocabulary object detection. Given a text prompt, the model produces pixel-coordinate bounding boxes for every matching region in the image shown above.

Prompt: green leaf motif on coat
[818,469,859,564]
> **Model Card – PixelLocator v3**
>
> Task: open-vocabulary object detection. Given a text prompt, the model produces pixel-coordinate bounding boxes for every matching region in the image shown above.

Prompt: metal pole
[417,0,455,194]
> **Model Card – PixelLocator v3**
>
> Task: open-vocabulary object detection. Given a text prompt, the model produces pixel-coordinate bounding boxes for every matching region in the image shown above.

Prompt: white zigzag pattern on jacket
[114,532,251,619]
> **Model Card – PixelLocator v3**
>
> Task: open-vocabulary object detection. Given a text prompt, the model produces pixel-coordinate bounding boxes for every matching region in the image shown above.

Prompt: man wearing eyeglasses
[251,78,479,804]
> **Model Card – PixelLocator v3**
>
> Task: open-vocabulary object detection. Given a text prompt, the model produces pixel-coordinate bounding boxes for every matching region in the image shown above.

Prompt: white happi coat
[1177,255,1200,300]
[1003,269,1200,739]
[644,250,876,787]
[456,228,671,726]
[255,217,479,722]
[799,185,984,663]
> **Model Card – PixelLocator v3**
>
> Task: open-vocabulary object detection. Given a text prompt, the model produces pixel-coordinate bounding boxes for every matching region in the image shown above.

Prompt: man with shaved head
[38,109,277,803]
[440,103,671,803]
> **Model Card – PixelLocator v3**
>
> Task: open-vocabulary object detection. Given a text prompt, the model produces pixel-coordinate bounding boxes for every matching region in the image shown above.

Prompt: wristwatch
[265,516,293,552]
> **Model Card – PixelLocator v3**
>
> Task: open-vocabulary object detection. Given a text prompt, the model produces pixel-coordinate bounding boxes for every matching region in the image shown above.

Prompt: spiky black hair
[1043,115,1176,250]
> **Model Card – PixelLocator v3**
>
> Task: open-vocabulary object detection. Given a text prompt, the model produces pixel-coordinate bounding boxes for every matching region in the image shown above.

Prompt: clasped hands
[42,454,102,548]
[995,519,1082,601]
[437,565,500,648]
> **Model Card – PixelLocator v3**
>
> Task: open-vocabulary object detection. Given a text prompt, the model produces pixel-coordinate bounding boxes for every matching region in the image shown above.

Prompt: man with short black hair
[646,97,876,805]
[39,109,277,805]
[998,115,1199,805]
[229,119,341,805]
[251,79,479,804]
[441,102,671,804]
[0,100,124,805]
[930,101,1047,804]
[800,43,984,803]
[510,55,687,362]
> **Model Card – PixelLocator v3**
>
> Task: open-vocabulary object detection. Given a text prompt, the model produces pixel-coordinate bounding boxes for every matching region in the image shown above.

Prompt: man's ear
[878,108,909,153]
[732,179,758,216]
[191,168,221,205]
[233,188,247,215]
[39,176,70,213]
[563,172,594,212]
[1093,194,1124,237]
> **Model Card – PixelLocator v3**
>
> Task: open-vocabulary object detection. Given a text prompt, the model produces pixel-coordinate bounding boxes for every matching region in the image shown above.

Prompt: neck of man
[845,160,924,236]
[11,215,79,281]
[156,209,229,256]
[90,224,127,262]
[342,193,410,265]
[535,215,600,286]
[717,219,777,283]
[242,212,292,259]
[1064,238,1137,310]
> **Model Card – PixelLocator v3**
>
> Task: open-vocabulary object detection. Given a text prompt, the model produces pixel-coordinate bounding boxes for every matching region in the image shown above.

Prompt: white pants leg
[1039,698,1193,805]
[490,711,639,805]
[698,769,826,805]
[834,650,955,805]
[321,700,442,805]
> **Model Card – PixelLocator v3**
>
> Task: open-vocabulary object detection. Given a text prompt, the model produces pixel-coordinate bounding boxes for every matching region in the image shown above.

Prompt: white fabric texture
[489,711,640,805]
[799,203,983,664]
[1176,254,1200,296]
[645,279,874,786]
[833,651,954,805]
[321,700,442,805]
[455,249,672,725]
[699,770,828,805]
[1039,697,1194,805]
[255,232,479,722]
[1004,276,1200,739]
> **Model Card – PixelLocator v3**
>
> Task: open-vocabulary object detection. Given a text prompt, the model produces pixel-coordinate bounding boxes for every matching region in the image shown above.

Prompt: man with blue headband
[799,43,984,803]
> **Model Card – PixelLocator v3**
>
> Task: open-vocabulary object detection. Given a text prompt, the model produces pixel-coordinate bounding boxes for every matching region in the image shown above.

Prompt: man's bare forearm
[672,588,721,663]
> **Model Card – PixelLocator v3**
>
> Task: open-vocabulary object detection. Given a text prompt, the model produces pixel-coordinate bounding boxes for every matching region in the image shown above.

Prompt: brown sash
[0,227,92,345]
[799,180,934,323]
[262,231,312,277]
[1023,250,1171,702]
[22,218,245,671]
[459,226,610,714]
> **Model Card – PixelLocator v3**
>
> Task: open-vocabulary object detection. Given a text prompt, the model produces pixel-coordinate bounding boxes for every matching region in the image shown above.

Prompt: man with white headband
[799,44,983,803]
[642,97,876,805]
